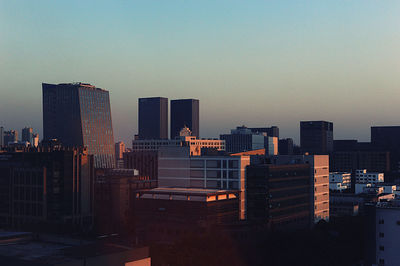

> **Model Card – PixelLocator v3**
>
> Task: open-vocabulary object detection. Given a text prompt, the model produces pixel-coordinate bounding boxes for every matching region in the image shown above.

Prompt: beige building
[132,135,225,156]
[157,146,249,220]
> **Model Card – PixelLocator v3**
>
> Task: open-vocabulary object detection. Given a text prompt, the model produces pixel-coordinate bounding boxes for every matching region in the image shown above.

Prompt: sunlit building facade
[42,82,115,168]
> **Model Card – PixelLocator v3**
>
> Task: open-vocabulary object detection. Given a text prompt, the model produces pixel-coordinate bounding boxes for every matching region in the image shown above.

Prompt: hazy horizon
[1,1,400,145]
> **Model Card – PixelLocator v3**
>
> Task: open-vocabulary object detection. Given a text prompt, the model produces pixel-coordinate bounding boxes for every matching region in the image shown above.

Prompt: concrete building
[300,121,333,154]
[246,164,312,229]
[356,169,384,184]
[329,172,351,191]
[269,155,330,223]
[220,126,265,153]
[132,134,225,156]
[115,141,126,168]
[138,97,168,140]
[0,146,94,231]
[170,99,199,139]
[135,188,239,243]
[42,82,115,168]
[366,200,400,266]
[157,147,250,219]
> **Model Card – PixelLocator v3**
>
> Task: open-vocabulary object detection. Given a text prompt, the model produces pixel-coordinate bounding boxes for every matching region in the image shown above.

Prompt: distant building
[115,141,126,168]
[329,172,351,191]
[355,169,384,184]
[157,147,250,219]
[300,121,333,154]
[132,134,225,156]
[246,164,312,229]
[0,126,3,147]
[220,126,264,153]
[0,147,94,231]
[269,155,330,223]
[138,97,168,140]
[170,99,199,139]
[266,136,278,156]
[42,82,115,168]
[32,133,39,147]
[279,138,294,155]
[248,126,279,138]
[135,188,239,243]
[371,126,400,172]
[21,127,33,143]
[330,150,390,173]
[3,130,18,145]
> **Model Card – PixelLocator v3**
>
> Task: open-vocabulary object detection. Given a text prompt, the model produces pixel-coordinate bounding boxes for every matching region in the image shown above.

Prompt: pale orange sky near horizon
[1,1,400,145]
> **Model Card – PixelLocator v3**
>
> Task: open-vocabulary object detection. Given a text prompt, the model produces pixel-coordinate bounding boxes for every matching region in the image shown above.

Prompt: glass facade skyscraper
[170,99,199,139]
[138,97,168,140]
[42,83,115,168]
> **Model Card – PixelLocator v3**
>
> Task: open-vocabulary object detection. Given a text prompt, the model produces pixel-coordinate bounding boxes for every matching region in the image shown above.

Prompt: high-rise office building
[138,97,168,140]
[21,127,33,143]
[300,121,333,154]
[32,133,39,147]
[170,99,199,139]
[279,138,294,155]
[42,82,115,168]
[115,141,126,168]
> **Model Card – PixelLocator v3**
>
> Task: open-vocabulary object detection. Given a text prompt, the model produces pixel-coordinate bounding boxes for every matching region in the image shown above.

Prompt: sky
[1,1,400,145]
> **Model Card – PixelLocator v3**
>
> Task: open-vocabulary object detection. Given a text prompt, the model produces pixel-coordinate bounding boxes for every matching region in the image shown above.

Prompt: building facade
[270,155,330,223]
[170,99,199,139]
[3,130,18,145]
[329,172,351,191]
[300,121,333,154]
[220,126,264,153]
[355,169,384,184]
[248,126,279,138]
[371,126,400,173]
[246,164,312,229]
[42,82,115,168]
[138,97,168,140]
[157,147,250,219]
[0,147,94,231]
[132,135,225,155]
[115,141,125,168]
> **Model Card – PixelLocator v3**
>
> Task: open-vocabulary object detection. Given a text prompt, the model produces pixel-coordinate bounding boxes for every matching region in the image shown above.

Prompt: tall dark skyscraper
[371,126,400,172]
[170,99,199,139]
[300,121,333,154]
[138,97,168,140]
[21,127,33,143]
[42,82,115,168]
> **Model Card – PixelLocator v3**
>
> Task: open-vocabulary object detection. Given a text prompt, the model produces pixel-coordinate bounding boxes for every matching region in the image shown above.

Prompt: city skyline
[1,1,400,144]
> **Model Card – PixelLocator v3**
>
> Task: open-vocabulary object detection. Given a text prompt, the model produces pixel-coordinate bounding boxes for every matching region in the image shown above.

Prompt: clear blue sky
[1,1,400,144]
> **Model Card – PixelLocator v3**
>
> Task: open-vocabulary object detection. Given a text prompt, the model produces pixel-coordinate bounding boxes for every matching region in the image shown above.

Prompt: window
[379,258,384,265]
[397,221,400,225]
[379,246,384,251]
[379,232,384,238]
[379,219,384,224]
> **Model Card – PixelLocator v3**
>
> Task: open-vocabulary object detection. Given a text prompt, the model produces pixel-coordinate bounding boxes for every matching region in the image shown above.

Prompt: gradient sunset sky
[1,1,400,144]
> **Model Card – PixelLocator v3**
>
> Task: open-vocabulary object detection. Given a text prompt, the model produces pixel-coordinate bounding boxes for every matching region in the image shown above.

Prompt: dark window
[379,232,384,238]
[379,219,384,224]
[379,246,384,251]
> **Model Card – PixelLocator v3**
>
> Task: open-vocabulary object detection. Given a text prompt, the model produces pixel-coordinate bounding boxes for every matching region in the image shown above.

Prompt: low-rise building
[329,172,351,191]
[135,188,239,244]
[355,169,384,184]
